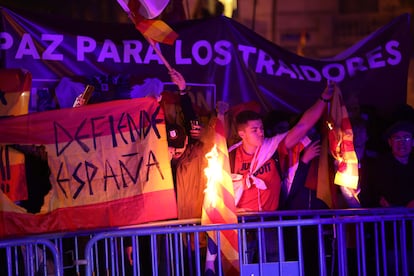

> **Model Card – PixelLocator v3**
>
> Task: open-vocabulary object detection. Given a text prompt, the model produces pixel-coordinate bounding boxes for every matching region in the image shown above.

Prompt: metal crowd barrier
[0,236,63,276]
[1,208,414,276]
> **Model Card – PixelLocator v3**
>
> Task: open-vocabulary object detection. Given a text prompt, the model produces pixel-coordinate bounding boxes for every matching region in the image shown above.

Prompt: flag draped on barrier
[201,112,239,275]
[0,97,177,238]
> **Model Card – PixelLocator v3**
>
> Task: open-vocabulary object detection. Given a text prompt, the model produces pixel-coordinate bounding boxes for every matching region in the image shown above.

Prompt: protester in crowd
[163,69,214,274]
[125,124,193,275]
[280,137,328,276]
[358,120,414,275]
[229,81,335,212]
[359,120,414,207]
[225,101,262,148]
[278,136,328,210]
[228,81,335,262]
[125,69,204,274]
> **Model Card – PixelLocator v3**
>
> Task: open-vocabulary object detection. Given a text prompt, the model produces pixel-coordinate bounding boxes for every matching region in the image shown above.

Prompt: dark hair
[384,120,414,140]
[235,110,262,130]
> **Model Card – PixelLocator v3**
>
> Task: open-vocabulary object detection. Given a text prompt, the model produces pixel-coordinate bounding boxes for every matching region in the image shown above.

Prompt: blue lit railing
[1,208,414,276]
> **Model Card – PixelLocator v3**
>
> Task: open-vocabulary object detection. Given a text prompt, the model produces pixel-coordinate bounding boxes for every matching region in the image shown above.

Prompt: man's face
[238,119,265,149]
[388,130,413,159]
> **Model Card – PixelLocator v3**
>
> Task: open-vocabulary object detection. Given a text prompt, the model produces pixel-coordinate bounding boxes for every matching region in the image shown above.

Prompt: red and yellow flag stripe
[201,114,239,275]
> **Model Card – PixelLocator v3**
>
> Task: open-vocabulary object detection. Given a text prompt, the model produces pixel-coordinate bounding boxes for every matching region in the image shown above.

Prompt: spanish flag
[316,86,359,208]
[0,69,32,203]
[328,87,359,189]
[201,113,239,275]
[0,68,31,117]
[117,0,178,45]
[0,97,177,238]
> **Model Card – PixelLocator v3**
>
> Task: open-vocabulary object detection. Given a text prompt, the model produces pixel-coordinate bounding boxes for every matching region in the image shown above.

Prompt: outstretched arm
[284,81,335,149]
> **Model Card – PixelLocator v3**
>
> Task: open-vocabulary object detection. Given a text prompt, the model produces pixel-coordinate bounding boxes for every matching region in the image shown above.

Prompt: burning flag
[201,111,239,275]
[316,86,359,208]
[328,87,359,189]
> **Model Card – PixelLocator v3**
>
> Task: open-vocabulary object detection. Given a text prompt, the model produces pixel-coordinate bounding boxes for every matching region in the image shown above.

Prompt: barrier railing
[0,236,64,276]
[1,208,414,276]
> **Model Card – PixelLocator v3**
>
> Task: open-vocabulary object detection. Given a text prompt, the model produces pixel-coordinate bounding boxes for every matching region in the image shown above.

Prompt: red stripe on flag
[0,68,32,92]
[327,87,359,189]
[0,189,177,238]
[201,208,238,248]
[125,0,178,45]
[201,114,239,274]
[2,163,27,202]
[0,97,177,238]
[0,97,162,145]
[135,18,178,45]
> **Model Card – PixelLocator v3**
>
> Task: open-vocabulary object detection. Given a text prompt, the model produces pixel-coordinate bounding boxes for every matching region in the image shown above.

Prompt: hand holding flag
[169,69,186,91]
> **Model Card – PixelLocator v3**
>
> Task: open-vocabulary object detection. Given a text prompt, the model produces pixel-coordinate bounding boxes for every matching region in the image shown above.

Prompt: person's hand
[73,94,86,107]
[126,246,133,265]
[301,140,321,164]
[320,80,335,102]
[169,69,186,91]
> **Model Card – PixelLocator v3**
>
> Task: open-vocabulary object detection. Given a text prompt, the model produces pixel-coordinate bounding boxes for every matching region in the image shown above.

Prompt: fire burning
[203,144,223,209]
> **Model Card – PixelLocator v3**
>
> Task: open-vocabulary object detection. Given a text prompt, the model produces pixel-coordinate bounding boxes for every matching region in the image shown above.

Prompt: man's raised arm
[284,81,335,149]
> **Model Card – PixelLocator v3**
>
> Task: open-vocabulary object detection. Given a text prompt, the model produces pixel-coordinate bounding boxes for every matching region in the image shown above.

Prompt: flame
[204,144,223,208]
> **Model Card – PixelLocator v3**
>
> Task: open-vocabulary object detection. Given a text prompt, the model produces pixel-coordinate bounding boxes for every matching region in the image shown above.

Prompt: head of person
[235,110,264,152]
[166,123,188,160]
[384,121,414,161]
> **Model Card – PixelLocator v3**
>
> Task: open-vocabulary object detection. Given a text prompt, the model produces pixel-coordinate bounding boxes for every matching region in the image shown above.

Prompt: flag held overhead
[117,0,178,45]
[117,0,169,19]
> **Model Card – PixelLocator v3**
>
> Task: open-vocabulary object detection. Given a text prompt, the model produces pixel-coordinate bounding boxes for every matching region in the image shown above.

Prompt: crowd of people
[5,67,414,274]
[158,70,414,274]
[164,72,414,214]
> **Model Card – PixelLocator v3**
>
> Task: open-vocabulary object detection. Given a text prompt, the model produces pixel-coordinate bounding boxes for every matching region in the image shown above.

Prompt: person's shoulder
[228,141,243,153]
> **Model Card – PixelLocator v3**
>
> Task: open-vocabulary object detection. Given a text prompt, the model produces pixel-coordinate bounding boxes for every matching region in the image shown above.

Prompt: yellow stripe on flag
[117,0,178,45]
[136,18,178,45]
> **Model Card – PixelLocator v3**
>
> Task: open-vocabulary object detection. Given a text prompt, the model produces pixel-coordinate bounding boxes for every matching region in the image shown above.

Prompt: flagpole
[146,36,173,72]
[125,14,174,72]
